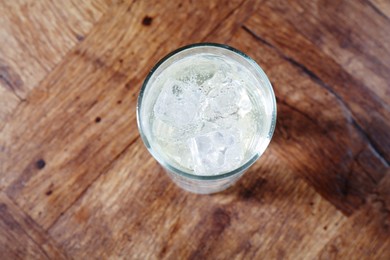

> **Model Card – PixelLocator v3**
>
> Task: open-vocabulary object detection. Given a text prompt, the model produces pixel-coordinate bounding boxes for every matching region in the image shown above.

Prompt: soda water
[149,53,268,176]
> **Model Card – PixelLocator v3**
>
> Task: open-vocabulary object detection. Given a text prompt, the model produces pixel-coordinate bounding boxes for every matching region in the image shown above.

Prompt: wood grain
[0,192,67,259]
[220,26,386,215]
[49,138,347,259]
[1,0,243,229]
[0,0,389,259]
[369,0,390,19]
[0,0,109,125]
[243,0,390,163]
[317,173,390,259]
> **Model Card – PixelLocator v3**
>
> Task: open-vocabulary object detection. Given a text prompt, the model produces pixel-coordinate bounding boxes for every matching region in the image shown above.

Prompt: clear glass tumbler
[137,43,276,194]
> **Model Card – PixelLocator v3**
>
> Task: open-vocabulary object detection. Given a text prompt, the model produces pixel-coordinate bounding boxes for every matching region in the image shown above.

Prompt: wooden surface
[0,0,389,259]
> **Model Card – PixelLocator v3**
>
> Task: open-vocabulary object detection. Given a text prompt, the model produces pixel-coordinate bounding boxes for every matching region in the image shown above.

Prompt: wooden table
[1,0,389,259]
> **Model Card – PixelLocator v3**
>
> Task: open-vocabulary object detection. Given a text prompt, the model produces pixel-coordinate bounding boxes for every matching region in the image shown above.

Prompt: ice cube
[203,80,252,120]
[188,128,244,175]
[154,79,204,126]
[152,119,179,142]
[159,140,194,171]
[199,71,229,94]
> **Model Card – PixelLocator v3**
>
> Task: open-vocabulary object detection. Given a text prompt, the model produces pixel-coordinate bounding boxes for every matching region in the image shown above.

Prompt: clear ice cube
[154,79,204,127]
[189,128,243,175]
[203,79,252,120]
[199,71,228,94]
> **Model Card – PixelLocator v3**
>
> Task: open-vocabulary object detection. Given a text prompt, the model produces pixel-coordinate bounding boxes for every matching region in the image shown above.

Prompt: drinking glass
[136,43,276,194]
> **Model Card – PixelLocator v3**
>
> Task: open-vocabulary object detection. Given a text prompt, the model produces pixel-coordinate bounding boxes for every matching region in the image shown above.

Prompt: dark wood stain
[238,177,267,201]
[188,208,231,259]
[125,82,132,90]
[0,203,20,231]
[212,207,231,231]
[93,58,105,68]
[0,58,24,94]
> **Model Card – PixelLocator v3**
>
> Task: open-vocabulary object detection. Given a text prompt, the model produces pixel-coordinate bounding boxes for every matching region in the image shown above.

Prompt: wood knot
[76,34,85,42]
[36,159,46,169]
[142,16,153,26]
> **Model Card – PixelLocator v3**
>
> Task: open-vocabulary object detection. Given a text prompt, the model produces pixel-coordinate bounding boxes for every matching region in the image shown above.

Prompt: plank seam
[201,0,248,41]
[1,193,69,259]
[366,0,390,21]
[241,25,390,167]
[0,1,116,133]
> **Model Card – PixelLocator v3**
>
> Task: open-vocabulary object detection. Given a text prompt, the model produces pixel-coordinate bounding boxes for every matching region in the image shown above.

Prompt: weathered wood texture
[0,0,389,259]
[0,192,68,259]
[0,0,110,126]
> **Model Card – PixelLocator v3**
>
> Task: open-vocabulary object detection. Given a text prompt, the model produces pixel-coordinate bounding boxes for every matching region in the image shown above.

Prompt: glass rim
[136,42,277,180]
